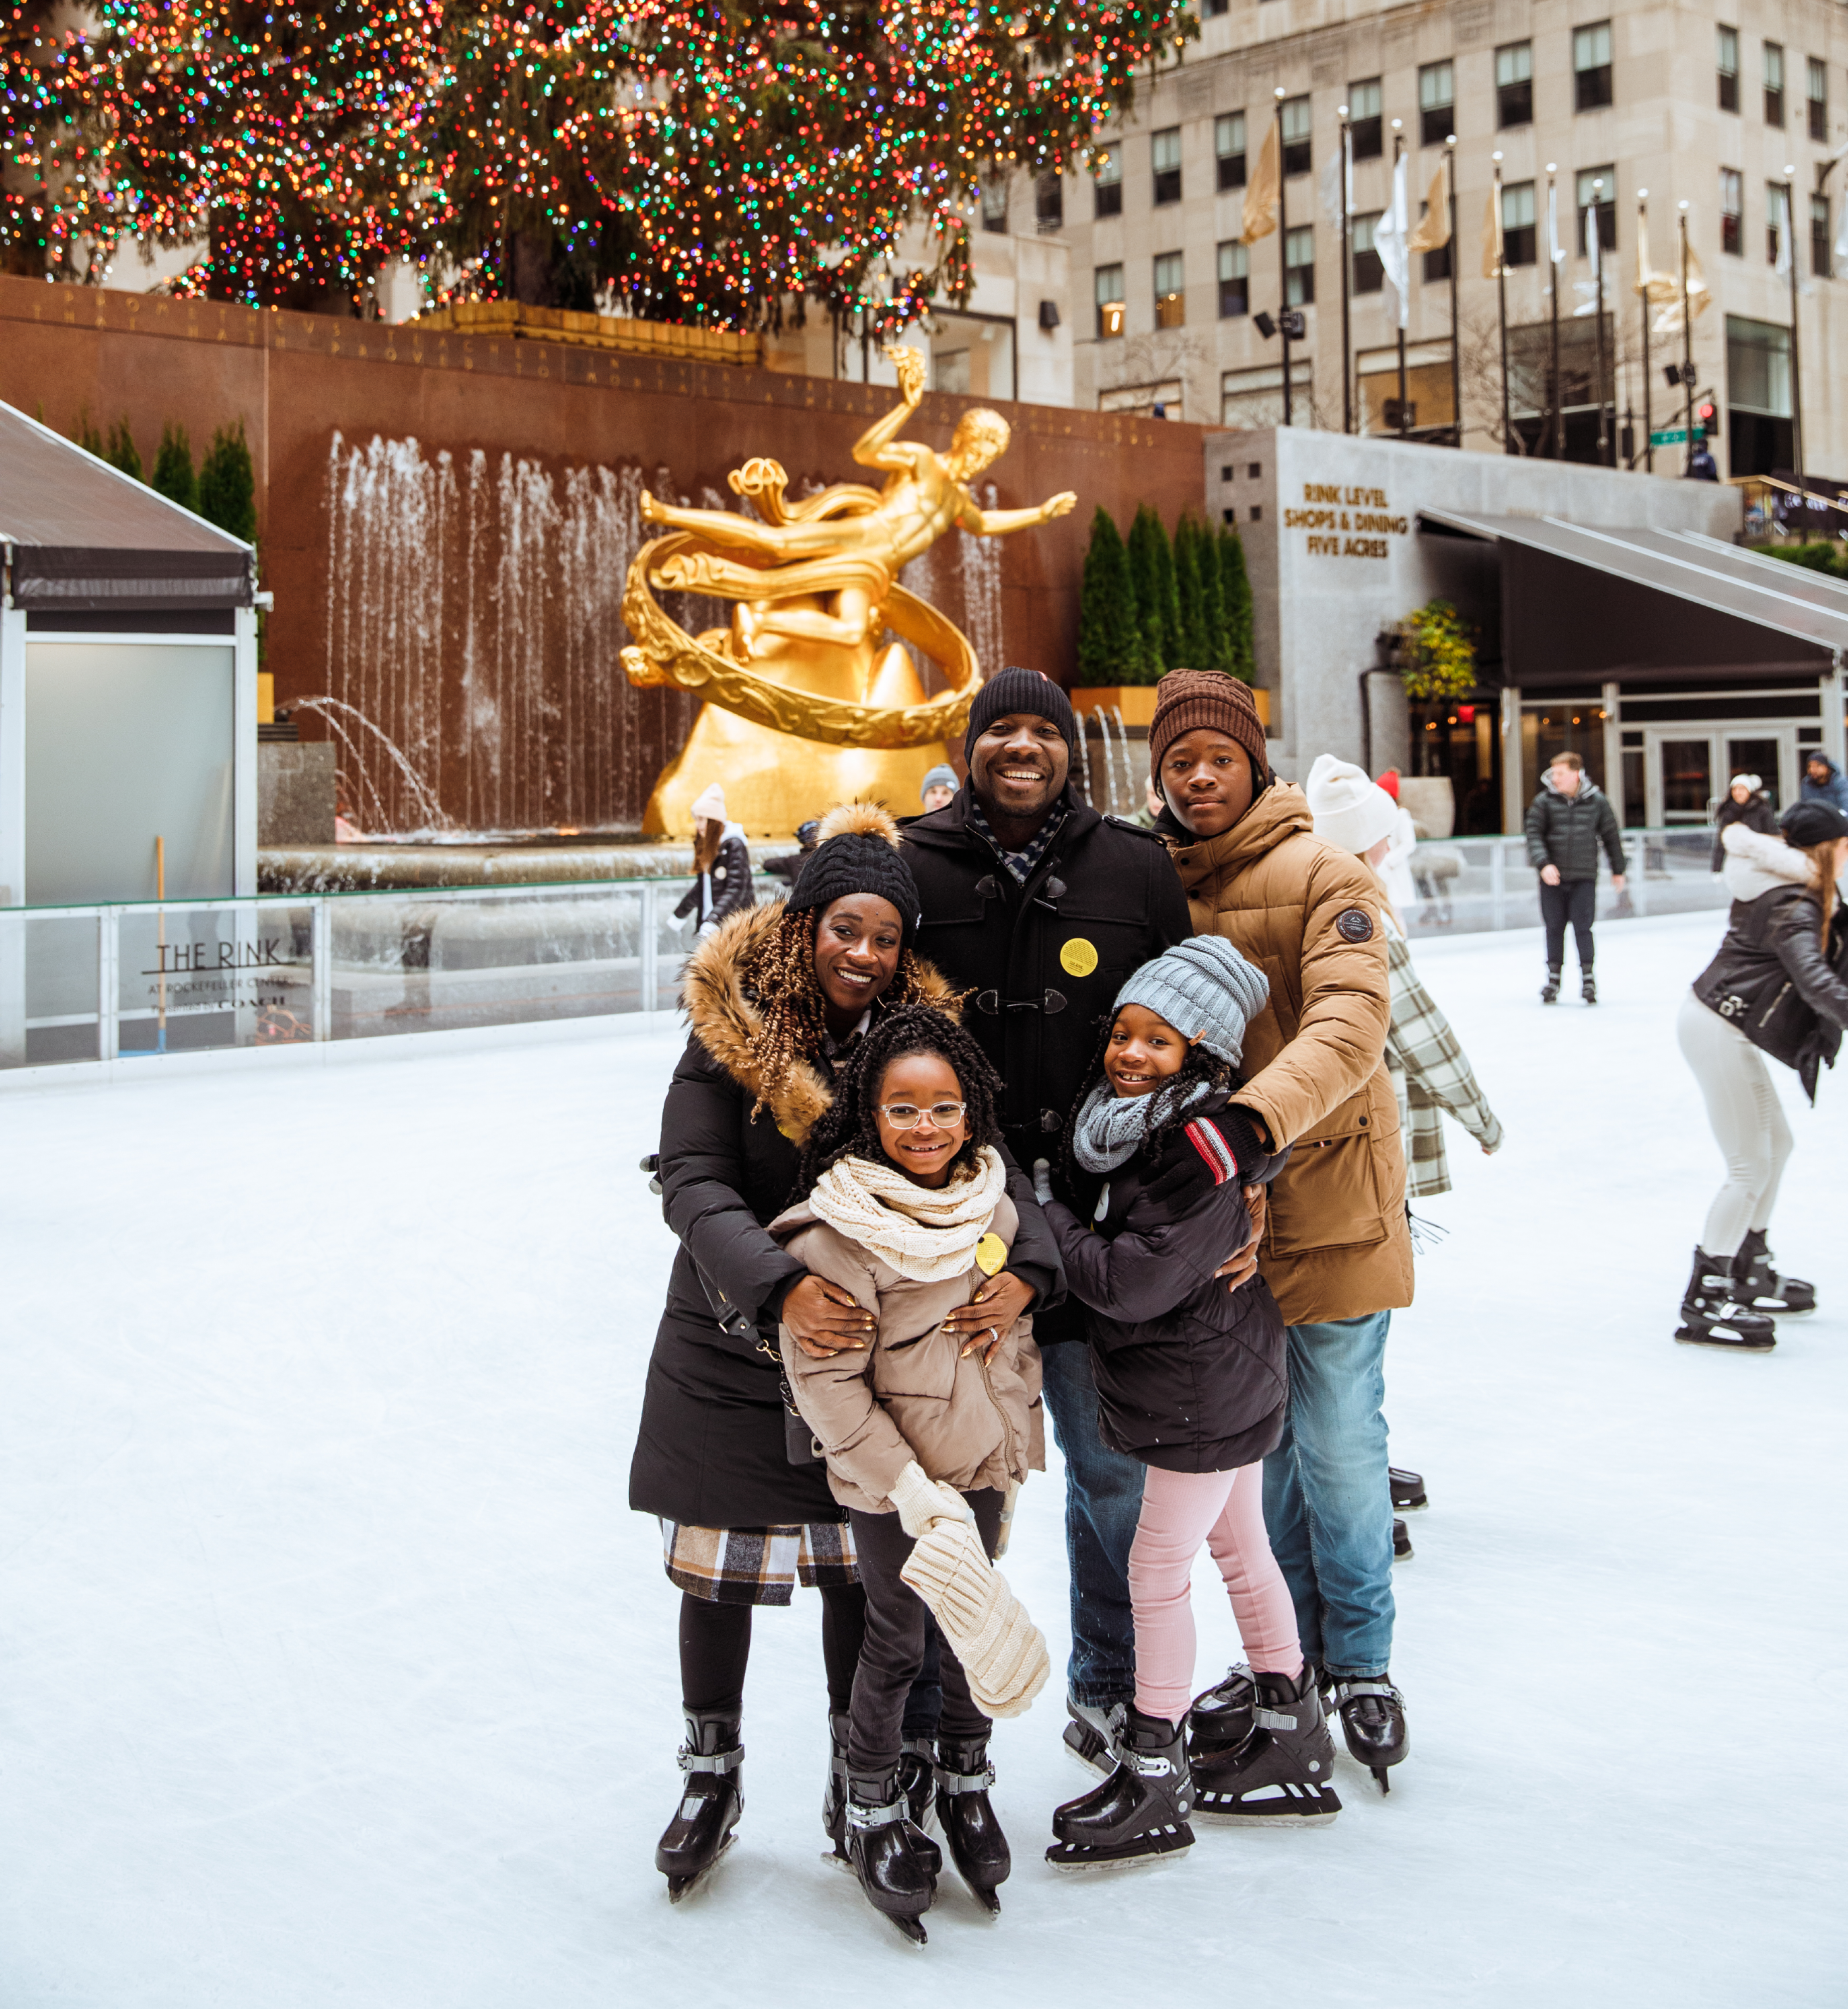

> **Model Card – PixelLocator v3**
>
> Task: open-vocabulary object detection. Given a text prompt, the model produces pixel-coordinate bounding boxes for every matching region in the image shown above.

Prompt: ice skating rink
[3,909,1843,2008]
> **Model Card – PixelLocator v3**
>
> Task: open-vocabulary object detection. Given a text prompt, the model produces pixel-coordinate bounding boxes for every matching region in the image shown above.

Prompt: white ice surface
[2,911,1843,2008]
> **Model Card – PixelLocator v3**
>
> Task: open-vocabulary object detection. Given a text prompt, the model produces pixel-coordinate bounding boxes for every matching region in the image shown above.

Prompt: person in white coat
[1372,770,1420,921]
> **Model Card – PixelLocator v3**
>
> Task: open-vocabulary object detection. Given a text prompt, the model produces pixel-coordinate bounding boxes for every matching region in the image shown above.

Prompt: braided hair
[798,1003,1004,1192]
[1057,1010,1237,1186]
[739,903,932,1123]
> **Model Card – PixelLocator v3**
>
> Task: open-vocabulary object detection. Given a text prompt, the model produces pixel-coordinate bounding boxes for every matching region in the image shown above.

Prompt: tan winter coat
[1171,784,1415,1326]
[770,1192,1045,1514]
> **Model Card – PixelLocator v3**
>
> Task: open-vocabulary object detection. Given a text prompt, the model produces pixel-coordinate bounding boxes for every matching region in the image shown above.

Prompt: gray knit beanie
[1112,936,1269,1065]
[920,763,959,801]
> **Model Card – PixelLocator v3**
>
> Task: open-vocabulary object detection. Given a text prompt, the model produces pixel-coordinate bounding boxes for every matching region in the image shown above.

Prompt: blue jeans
[1262,1311,1396,1681]
[1039,1340,1144,1707]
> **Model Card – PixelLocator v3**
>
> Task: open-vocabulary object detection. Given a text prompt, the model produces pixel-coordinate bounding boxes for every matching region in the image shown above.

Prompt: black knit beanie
[1779,799,1848,848]
[963,664,1080,762]
[786,802,924,944]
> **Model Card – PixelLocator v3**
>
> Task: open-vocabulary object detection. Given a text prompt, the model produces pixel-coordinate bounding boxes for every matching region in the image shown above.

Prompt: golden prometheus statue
[622,344,1076,835]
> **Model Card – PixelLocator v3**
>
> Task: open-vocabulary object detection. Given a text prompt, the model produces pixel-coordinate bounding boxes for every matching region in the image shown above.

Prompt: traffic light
[1696,397,1721,437]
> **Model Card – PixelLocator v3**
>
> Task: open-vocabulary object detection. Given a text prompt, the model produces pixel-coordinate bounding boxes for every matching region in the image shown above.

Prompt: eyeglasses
[879,1101,968,1130]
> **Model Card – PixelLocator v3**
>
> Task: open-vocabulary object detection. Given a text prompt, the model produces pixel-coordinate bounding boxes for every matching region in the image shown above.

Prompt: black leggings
[678,1583,867,1717]
[1540,877,1597,970]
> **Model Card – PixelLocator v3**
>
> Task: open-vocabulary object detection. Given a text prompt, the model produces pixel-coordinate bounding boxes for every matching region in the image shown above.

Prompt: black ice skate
[1675,1248,1777,1351]
[846,1769,939,1944]
[656,1708,743,1903]
[1062,1696,1126,1777]
[1389,1465,1428,1512]
[1192,1666,1342,1826]
[1332,1677,1409,1794]
[934,1737,1010,1915]
[1047,1709,1194,1871]
[822,1711,852,1870]
[1392,1516,1414,1560]
[1735,1227,1816,1317]
[896,1735,937,1828]
[1187,1663,1256,1761]
[1541,964,1562,1004]
[1581,971,1598,1004]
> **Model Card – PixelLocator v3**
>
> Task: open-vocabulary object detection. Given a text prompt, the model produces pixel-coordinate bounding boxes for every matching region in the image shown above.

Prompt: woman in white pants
[1676,801,1848,1350]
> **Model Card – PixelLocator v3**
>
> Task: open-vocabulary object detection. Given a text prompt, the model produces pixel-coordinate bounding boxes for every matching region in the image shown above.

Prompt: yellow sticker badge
[974,1233,1007,1277]
[1059,937,1099,978]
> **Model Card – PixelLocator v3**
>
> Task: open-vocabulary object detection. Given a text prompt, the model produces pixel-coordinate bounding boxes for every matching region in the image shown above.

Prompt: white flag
[1835,191,1848,266]
[1587,194,1601,280]
[1548,180,1564,266]
[1320,148,1344,227]
[1775,186,1793,278]
[1375,152,1411,329]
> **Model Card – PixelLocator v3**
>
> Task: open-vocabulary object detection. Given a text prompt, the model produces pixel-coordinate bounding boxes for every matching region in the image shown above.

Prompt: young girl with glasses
[770,1004,1050,1943]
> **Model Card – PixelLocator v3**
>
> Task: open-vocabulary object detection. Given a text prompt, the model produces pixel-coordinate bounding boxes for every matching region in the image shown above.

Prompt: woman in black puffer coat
[631,803,1061,1900]
[1675,800,1848,1351]
[1709,773,1779,874]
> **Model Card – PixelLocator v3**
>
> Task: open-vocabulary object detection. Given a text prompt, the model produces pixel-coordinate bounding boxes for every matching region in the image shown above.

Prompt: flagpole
[1392,125,1408,438]
[1493,153,1511,453]
[1592,176,1609,465]
[1785,168,1805,506]
[1638,191,1653,473]
[1546,163,1562,458]
[1276,89,1292,428]
[1678,202,1694,473]
[1339,109,1353,433]
[1446,137,1461,447]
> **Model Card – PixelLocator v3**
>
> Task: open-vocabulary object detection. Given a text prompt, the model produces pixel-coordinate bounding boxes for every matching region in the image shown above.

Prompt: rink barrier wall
[0,837,1726,1088]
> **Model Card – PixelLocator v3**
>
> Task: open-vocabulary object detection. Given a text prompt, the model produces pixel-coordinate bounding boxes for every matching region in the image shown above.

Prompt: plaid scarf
[968,797,1068,885]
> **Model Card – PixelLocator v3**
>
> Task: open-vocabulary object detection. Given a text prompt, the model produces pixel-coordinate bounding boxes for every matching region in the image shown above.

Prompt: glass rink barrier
[1395,831,1731,941]
[0,874,785,1073]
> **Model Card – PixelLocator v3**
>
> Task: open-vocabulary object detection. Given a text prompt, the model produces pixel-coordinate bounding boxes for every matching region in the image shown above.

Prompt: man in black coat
[900,664,1196,1761]
[1524,749,1627,1006]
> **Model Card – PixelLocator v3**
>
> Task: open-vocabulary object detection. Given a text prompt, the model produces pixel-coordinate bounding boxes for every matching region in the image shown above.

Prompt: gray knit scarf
[1070,1077,1216,1174]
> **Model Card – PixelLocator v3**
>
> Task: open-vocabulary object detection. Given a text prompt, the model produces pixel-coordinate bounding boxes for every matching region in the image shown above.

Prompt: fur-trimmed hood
[1723,821,1814,903]
[678,898,962,1143]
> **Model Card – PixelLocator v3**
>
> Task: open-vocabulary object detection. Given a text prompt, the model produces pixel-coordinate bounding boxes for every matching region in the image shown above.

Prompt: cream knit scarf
[807,1146,1007,1282]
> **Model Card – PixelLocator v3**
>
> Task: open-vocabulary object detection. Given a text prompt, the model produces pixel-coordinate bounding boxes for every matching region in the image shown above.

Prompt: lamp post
[1276,87,1293,427]
[1493,152,1511,454]
[1447,134,1461,448]
[1785,165,1805,509]
[1338,103,1353,433]
[1638,189,1652,472]
[1546,163,1562,458]
[1592,176,1609,466]
[1392,120,1408,438]
[1678,200,1694,473]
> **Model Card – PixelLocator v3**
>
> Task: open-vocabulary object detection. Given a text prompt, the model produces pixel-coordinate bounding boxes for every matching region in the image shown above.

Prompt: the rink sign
[1283,483,1410,561]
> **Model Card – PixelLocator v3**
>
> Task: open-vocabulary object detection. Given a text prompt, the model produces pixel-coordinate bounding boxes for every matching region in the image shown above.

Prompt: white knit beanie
[1306,754,1399,855]
[689,782,728,825]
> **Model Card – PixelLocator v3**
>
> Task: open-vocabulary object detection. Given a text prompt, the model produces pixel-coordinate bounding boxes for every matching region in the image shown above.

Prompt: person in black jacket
[1710,774,1778,874]
[1032,937,1339,1868]
[631,801,1060,1902]
[900,664,1207,1771]
[674,783,757,936]
[1524,750,1627,1004]
[1675,800,1848,1349]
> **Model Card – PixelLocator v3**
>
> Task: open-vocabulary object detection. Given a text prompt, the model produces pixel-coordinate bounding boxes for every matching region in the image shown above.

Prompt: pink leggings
[1127,1464,1304,1726]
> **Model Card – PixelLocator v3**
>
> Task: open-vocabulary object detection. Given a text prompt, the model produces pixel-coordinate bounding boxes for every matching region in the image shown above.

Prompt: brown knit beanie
[1149,671,1269,784]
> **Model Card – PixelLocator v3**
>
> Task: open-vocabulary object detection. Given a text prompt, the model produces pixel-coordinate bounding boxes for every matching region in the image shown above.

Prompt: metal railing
[1395,829,1729,940]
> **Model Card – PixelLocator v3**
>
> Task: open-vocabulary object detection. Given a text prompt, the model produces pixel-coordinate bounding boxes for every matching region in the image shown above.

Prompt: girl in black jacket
[631,803,1060,1903]
[1676,801,1848,1349]
[1709,773,1779,874]
[1032,938,1340,1870]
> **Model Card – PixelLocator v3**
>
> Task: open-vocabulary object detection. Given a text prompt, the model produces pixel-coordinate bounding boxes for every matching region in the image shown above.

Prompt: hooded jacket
[900,786,1192,1342]
[1165,785,1414,1327]
[769,1186,1044,1513]
[674,822,756,933]
[1524,776,1626,883]
[1041,1099,1288,1474]
[627,900,1060,1530]
[1801,756,1848,814]
[1710,790,1779,873]
[1693,823,1848,1100]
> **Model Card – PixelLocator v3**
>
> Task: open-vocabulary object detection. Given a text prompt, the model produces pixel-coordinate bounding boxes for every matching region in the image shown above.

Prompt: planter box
[1073,684,1272,729]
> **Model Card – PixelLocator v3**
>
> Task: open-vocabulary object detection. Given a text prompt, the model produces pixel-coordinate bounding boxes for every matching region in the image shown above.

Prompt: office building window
[1095,263,1125,337]
[1285,224,1315,304]
[1154,251,1186,327]
[1222,360,1314,429]
[1502,180,1537,265]
[1725,313,1792,477]
[1767,181,1790,265]
[1576,167,1616,257]
[1813,193,1832,278]
[1035,172,1063,235]
[1496,43,1533,128]
[1349,78,1382,160]
[1352,211,1383,292]
[1218,240,1249,317]
[1419,61,1454,147]
[1152,127,1183,205]
[1809,57,1828,142]
[1720,168,1743,256]
[1764,42,1784,126]
[1717,26,1738,110]
[1204,0,1228,13]
[1094,149,1122,220]
[1574,23,1613,110]
[1216,112,1246,191]
[980,180,1008,234]
[1281,94,1312,177]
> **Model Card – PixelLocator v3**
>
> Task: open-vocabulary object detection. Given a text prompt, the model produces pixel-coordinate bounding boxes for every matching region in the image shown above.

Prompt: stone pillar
[1499,685,1524,836]
[1601,681,1624,824]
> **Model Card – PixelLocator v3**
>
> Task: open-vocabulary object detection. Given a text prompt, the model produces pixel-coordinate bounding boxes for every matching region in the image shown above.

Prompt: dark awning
[1,397,254,612]
[1417,508,1847,689]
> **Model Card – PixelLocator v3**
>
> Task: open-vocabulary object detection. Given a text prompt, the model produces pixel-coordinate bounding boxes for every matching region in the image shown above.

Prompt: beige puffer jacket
[1171,783,1415,1327]
[770,1192,1045,1515]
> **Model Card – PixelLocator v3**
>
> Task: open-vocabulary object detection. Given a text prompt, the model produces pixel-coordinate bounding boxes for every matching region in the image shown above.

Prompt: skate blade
[664,1832,736,1905]
[879,1913,928,1945]
[820,1848,855,1876]
[1195,1786,1342,1826]
[1674,1326,1776,1351]
[1195,1806,1340,1827]
[1045,1828,1193,1873]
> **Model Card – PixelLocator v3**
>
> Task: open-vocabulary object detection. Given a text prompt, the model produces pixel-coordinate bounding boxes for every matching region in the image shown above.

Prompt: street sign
[1650,427,1689,445]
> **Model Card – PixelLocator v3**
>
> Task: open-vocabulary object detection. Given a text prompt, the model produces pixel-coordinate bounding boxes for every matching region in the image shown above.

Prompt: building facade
[1060,0,1848,492]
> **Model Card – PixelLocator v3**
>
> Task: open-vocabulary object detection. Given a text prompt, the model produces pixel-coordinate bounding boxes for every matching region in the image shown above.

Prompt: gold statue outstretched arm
[851,347,930,474]
[969,494,1078,534]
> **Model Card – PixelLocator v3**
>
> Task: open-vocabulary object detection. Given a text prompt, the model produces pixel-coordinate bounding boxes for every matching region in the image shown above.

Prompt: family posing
[629,665,1416,1942]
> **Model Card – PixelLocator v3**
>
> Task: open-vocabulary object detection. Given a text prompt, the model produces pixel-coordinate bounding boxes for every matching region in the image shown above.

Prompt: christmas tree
[198,421,258,543]
[1,3,114,277]
[1173,515,1211,671]
[1077,506,1136,685]
[1218,525,1255,683]
[152,423,197,513]
[1196,515,1230,672]
[1128,505,1180,673]
[105,416,142,481]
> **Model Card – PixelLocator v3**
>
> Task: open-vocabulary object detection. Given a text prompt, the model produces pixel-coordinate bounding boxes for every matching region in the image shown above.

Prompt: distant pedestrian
[1371,769,1420,920]
[676,784,756,936]
[1710,774,1777,875]
[918,764,959,817]
[763,819,823,887]
[1802,752,1848,815]
[1524,751,1627,1004]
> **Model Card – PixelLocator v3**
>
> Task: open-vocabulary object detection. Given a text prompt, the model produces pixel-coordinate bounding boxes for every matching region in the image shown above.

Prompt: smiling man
[900,665,1193,1765]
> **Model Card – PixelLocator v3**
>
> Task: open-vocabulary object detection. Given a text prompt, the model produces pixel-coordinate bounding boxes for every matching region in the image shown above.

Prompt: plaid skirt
[660,1517,859,1607]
